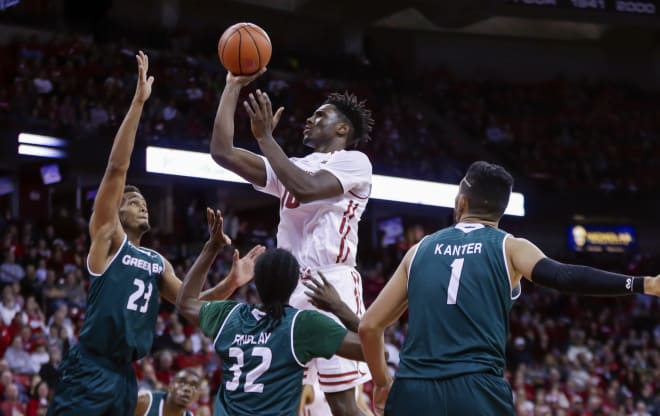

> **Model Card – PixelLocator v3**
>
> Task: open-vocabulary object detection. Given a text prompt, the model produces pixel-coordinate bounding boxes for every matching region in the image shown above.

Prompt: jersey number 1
[126,279,153,313]
[447,258,464,305]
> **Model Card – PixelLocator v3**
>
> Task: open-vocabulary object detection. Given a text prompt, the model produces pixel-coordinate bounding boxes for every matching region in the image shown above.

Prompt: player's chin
[138,221,151,232]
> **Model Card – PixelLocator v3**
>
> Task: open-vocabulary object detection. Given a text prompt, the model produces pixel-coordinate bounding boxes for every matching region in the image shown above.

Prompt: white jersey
[254,150,372,269]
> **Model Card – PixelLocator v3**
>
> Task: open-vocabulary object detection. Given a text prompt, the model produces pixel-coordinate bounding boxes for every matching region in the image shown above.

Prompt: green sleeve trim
[293,310,348,364]
[199,300,239,339]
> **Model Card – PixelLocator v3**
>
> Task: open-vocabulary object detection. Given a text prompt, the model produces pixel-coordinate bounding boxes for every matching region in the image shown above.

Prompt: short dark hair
[460,161,514,219]
[124,185,142,195]
[175,368,201,381]
[325,91,374,147]
[253,248,300,326]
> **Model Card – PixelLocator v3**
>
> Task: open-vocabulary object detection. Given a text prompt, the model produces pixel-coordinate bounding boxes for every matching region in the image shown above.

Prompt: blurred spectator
[1,382,27,415]
[5,336,39,375]
[0,250,25,285]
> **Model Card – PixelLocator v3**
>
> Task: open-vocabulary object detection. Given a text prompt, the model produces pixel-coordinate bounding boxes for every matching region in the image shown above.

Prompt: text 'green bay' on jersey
[79,234,164,363]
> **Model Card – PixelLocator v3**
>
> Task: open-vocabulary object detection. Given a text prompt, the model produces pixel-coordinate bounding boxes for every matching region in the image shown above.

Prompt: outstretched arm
[175,209,265,326]
[507,237,660,296]
[359,246,413,415]
[210,70,280,186]
[88,51,153,274]
[303,272,360,332]
[244,90,344,203]
[161,242,265,306]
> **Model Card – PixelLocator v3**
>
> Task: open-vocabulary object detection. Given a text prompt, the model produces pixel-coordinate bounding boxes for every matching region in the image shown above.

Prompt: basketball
[218,23,272,76]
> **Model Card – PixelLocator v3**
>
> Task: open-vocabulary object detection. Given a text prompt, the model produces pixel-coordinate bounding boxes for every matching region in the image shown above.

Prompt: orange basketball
[218,23,272,76]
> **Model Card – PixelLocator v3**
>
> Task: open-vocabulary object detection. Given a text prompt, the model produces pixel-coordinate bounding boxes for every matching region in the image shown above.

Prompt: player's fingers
[301,281,318,291]
[263,92,273,116]
[246,244,264,259]
[306,274,323,288]
[243,101,256,118]
[144,51,149,73]
[248,93,261,118]
[317,271,330,285]
[273,107,284,126]
[206,207,213,227]
[147,76,155,87]
[233,249,239,262]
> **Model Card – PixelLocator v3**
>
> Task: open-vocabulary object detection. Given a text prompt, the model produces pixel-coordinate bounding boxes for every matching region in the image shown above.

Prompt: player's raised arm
[162,238,265,307]
[88,51,153,271]
[211,70,281,186]
[175,209,265,326]
[507,237,660,296]
[244,90,344,203]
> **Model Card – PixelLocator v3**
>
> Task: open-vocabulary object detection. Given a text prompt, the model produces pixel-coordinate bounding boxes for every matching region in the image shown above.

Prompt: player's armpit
[506,237,546,283]
[159,259,181,305]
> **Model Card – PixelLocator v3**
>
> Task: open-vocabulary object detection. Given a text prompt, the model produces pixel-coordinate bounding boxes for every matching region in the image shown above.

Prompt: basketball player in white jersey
[210,69,374,416]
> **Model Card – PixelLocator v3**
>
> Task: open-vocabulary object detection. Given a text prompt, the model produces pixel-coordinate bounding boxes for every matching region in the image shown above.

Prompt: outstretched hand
[226,245,266,289]
[206,208,232,250]
[243,89,285,141]
[302,272,344,313]
[134,50,154,104]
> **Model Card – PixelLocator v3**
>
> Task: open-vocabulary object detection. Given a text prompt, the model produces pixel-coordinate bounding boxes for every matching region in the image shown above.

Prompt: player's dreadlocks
[254,248,300,329]
[325,91,374,148]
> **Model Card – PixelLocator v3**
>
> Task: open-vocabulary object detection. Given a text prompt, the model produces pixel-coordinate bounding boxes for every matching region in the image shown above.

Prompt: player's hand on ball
[133,50,154,104]
[206,208,231,249]
[226,67,267,87]
[243,89,285,141]
[303,272,343,313]
[227,245,266,288]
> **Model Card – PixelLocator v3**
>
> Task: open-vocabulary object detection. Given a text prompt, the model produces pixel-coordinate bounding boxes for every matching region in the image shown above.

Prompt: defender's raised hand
[134,50,154,104]
[243,89,284,141]
[206,208,232,250]
[226,245,267,289]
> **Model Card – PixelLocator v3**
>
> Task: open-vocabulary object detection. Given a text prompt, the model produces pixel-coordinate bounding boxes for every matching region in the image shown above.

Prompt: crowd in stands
[0,204,658,415]
[3,33,660,193]
[1,29,659,416]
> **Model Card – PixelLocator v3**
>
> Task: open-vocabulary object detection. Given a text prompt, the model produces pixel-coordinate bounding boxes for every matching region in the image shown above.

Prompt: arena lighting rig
[145,146,526,216]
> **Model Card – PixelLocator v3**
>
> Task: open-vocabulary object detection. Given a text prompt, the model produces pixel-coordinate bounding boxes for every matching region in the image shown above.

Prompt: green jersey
[79,234,164,363]
[199,301,348,416]
[397,223,520,380]
[143,391,193,416]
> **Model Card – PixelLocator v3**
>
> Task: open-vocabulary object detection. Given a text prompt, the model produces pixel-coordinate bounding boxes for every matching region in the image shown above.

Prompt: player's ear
[456,194,468,217]
[336,122,349,137]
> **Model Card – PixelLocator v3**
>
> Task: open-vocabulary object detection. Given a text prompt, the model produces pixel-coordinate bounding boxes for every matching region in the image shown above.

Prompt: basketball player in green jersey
[176,210,369,416]
[135,368,200,416]
[358,161,660,415]
[47,52,263,416]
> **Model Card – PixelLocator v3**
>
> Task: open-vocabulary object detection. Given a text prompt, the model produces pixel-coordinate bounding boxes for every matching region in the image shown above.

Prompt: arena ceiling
[225,0,657,41]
